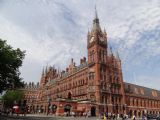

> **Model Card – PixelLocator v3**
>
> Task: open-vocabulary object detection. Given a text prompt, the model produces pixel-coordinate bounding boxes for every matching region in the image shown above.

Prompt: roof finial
[116,51,120,60]
[42,67,44,76]
[45,65,48,74]
[87,27,90,34]
[95,5,98,19]
[104,28,107,35]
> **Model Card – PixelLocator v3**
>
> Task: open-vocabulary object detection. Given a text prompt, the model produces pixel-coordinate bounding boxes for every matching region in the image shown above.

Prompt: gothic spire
[42,67,44,76]
[92,6,101,32]
[116,51,120,61]
[104,28,107,35]
[95,5,98,19]
[45,65,48,74]
[108,45,113,56]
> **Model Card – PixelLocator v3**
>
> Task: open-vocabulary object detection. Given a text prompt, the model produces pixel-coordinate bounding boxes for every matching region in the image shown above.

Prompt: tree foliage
[0,39,25,93]
[2,90,24,108]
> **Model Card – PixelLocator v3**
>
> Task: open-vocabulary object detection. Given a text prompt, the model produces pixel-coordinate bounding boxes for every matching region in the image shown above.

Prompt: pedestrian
[132,115,136,120]
[104,113,107,120]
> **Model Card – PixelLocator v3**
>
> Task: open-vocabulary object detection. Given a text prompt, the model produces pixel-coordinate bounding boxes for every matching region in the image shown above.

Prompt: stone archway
[142,110,145,116]
[33,105,35,113]
[30,106,32,113]
[51,104,57,114]
[36,105,39,113]
[129,110,132,117]
[138,111,141,117]
[40,105,43,113]
[64,104,72,116]
[91,106,96,116]
[134,110,137,116]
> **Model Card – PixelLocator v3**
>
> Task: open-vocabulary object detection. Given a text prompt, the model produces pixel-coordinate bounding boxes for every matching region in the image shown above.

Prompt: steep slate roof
[124,82,160,99]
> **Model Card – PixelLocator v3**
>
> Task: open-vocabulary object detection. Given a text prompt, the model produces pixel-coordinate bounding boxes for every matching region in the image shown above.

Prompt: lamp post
[46,85,51,115]
[47,96,51,115]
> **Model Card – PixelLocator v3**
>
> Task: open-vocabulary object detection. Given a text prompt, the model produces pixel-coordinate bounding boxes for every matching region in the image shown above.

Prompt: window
[90,50,95,62]
[89,72,95,80]
[103,50,106,62]
[99,50,101,61]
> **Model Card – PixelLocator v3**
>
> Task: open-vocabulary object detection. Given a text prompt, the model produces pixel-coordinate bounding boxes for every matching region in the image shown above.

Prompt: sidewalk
[18,114,144,120]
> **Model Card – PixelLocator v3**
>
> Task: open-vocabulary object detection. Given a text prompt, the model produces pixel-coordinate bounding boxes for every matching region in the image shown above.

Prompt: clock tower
[87,8,107,64]
[87,8,108,115]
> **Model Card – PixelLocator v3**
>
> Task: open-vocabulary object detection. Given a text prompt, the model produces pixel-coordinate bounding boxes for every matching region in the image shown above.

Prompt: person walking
[104,113,107,120]
[132,115,136,120]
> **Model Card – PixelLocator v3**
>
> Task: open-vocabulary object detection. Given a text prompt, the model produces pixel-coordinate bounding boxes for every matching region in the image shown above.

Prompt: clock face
[90,36,94,43]
[99,36,104,42]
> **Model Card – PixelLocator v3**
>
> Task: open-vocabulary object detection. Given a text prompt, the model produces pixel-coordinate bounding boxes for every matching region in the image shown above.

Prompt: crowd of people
[1,106,27,116]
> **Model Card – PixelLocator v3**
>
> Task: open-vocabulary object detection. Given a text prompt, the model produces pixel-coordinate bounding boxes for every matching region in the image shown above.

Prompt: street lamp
[46,85,51,115]
[47,96,51,115]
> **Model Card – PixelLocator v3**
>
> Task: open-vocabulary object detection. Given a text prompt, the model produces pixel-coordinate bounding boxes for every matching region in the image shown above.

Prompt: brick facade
[21,10,160,117]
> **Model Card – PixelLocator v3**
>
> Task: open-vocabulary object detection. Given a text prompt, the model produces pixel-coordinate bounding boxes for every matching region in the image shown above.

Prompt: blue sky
[0,0,160,89]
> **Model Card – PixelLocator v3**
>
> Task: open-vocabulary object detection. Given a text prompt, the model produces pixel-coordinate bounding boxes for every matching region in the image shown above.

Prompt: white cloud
[133,75,160,90]
[0,0,160,90]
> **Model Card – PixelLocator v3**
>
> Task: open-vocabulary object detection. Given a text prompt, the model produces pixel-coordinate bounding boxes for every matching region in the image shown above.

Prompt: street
[0,115,112,120]
[0,114,157,120]
[0,115,57,120]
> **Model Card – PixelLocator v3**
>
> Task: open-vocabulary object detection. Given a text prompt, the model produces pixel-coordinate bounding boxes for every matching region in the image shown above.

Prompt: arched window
[99,50,101,61]
[68,92,72,99]
[91,50,95,62]
[102,50,104,62]
[133,99,134,106]
[106,96,108,104]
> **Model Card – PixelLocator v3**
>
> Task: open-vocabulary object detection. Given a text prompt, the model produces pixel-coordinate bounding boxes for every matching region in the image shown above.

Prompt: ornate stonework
[21,9,160,117]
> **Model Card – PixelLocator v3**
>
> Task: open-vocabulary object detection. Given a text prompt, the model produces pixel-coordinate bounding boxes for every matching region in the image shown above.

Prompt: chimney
[83,57,86,62]
[80,59,83,64]
[66,68,69,72]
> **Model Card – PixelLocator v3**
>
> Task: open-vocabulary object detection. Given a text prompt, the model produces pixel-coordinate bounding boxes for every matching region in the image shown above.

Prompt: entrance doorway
[129,110,132,117]
[91,106,96,116]
[51,104,57,114]
[64,104,71,116]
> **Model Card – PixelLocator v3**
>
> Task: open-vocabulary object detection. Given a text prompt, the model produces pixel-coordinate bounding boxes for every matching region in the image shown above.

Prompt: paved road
[0,115,102,120]
[0,115,148,120]
[0,115,100,120]
[0,115,57,120]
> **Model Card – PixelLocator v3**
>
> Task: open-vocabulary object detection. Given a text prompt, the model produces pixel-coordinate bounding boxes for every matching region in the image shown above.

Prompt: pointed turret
[108,45,113,56]
[92,6,101,32]
[42,67,44,76]
[87,29,90,36]
[116,51,120,61]
[45,66,48,74]
[95,5,98,19]
[104,28,107,36]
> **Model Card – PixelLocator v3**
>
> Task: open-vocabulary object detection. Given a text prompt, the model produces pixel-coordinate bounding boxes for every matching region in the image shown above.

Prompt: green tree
[2,90,24,108]
[0,39,25,93]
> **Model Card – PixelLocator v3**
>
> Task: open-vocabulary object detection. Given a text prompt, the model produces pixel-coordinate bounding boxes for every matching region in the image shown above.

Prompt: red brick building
[22,10,160,117]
